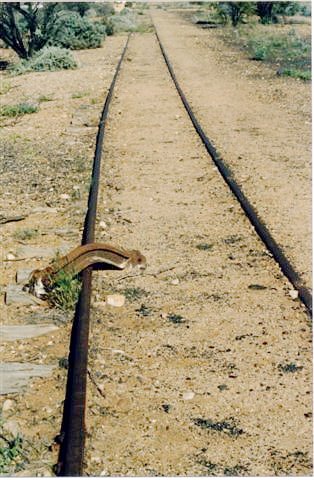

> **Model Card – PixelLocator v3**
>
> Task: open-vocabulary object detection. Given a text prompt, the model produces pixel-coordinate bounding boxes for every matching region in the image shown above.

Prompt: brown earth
[0,8,312,477]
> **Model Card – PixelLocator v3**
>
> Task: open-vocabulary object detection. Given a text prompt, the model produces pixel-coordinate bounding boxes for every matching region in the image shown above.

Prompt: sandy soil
[0,9,312,477]
[152,8,312,290]
[0,37,126,475]
[85,30,312,476]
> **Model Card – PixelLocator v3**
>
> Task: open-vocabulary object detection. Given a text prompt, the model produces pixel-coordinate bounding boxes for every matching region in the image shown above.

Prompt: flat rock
[32,207,58,214]
[1,324,58,341]
[5,285,43,306]
[16,244,71,259]
[106,294,125,307]
[0,362,55,395]
[16,268,33,284]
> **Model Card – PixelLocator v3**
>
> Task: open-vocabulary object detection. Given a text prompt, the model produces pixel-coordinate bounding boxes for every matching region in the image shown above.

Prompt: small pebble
[289,290,298,300]
[171,278,179,285]
[60,194,70,200]
[99,221,106,229]
[182,391,195,400]
[106,294,125,307]
[6,253,15,260]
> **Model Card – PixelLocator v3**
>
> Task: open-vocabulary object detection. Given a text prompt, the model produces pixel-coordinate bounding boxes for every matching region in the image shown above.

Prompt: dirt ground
[0,7,312,477]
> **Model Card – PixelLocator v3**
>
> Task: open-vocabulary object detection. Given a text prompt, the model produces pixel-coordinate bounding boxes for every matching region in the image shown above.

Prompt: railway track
[53,23,312,476]
[21,23,310,476]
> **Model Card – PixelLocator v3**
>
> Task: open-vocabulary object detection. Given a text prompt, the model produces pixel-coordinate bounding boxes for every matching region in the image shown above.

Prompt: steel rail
[56,35,130,476]
[155,30,312,317]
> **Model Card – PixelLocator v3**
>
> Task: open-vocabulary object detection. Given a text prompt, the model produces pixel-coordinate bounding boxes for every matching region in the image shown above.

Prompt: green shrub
[280,68,311,80]
[50,12,106,50]
[0,103,38,117]
[47,269,81,311]
[109,8,139,33]
[246,29,311,79]
[12,46,77,75]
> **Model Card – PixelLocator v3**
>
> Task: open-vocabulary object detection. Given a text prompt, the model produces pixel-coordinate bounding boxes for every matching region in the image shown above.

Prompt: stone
[5,285,43,306]
[99,221,107,229]
[0,324,58,341]
[2,399,14,412]
[0,362,55,395]
[182,391,195,400]
[60,194,70,200]
[3,420,20,437]
[32,207,58,214]
[6,253,16,260]
[106,294,125,307]
[16,244,71,259]
[289,289,299,300]
[16,268,33,284]
[171,278,180,285]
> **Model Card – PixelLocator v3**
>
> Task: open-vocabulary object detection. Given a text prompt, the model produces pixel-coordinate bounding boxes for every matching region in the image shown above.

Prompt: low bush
[108,8,153,33]
[247,29,311,79]
[47,269,81,311]
[11,46,77,75]
[0,103,38,117]
[50,12,106,50]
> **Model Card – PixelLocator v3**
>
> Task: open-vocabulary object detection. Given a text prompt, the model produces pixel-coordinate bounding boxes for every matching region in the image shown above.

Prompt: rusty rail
[155,30,312,317]
[56,35,130,476]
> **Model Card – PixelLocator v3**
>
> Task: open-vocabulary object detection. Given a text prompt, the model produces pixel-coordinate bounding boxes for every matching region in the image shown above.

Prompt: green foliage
[273,1,300,16]
[0,103,38,117]
[47,269,81,311]
[0,3,60,59]
[167,313,185,324]
[13,228,38,240]
[214,2,255,26]
[50,12,106,50]
[247,29,311,79]
[12,46,78,75]
[124,287,147,301]
[0,81,12,95]
[58,2,92,17]
[280,68,311,80]
[0,435,23,474]
[108,8,153,33]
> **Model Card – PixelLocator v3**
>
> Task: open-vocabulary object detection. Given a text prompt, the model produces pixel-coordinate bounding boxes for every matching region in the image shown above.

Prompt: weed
[71,91,89,99]
[38,94,54,102]
[224,235,242,244]
[236,27,311,79]
[136,304,152,317]
[280,68,311,80]
[47,269,81,311]
[11,47,77,75]
[167,313,185,324]
[0,103,38,117]
[223,464,248,476]
[124,287,147,301]
[0,81,11,95]
[217,384,228,391]
[196,243,214,251]
[197,458,217,474]
[193,417,244,437]
[74,155,87,172]
[13,228,38,241]
[278,362,303,373]
[0,435,23,474]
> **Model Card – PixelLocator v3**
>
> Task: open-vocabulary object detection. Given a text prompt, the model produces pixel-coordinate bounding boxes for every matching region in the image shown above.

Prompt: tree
[256,2,274,24]
[256,1,300,24]
[0,3,58,59]
[58,2,92,17]
[215,2,255,27]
